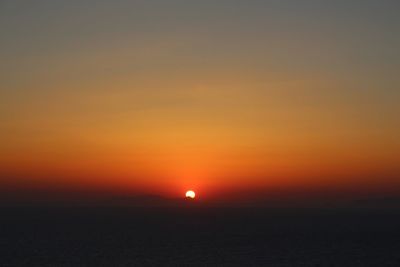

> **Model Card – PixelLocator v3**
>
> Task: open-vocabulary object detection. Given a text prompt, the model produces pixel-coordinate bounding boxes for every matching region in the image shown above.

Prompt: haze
[1,0,399,204]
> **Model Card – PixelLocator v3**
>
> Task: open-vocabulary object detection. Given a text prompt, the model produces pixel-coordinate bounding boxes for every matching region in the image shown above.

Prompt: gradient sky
[1,0,399,202]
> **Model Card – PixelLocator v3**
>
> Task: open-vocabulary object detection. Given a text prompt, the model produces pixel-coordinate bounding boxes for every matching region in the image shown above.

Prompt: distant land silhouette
[2,188,400,209]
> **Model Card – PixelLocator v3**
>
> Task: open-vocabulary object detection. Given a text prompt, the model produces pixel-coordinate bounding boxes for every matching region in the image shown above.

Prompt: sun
[185,190,196,199]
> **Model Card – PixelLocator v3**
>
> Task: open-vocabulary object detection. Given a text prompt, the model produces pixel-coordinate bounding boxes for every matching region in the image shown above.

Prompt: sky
[1,0,399,203]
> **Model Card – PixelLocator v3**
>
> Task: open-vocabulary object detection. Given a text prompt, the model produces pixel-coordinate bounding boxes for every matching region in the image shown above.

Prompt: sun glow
[185,190,196,199]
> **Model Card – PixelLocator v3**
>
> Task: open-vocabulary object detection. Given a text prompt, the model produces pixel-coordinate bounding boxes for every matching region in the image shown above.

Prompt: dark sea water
[1,207,400,266]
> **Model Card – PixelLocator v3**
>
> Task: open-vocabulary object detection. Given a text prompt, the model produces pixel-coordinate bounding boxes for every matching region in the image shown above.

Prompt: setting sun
[185,190,196,199]
[0,1,398,265]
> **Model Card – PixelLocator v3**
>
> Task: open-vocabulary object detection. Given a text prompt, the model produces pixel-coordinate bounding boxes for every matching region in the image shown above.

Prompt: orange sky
[1,1,399,202]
